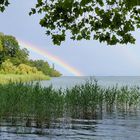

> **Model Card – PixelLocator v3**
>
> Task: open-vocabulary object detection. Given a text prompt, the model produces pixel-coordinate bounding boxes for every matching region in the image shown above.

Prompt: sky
[0,0,140,76]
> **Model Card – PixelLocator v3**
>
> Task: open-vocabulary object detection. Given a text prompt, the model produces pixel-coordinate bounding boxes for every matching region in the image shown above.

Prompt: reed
[65,80,104,119]
[0,82,64,127]
[65,81,140,119]
[0,80,140,127]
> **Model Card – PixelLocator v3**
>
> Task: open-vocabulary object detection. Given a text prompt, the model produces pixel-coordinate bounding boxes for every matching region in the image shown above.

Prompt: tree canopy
[0,33,28,65]
[1,0,140,45]
[28,59,62,77]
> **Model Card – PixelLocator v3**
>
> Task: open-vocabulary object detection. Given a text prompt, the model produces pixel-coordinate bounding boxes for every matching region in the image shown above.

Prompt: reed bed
[0,80,140,127]
[0,82,64,127]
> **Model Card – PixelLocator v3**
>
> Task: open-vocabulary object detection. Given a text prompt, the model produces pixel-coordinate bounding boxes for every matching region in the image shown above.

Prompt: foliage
[0,59,44,75]
[2,35,19,57]
[0,33,26,64]
[10,48,29,65]
[0,59,16,74]
[49,69,62,77]
[0,33,61,77]
[1,1,140,45]
[17,64,39,74]
[30,0,140,45]
[28,59,62,77]
[0,33,3,51]
[0,0,9,12]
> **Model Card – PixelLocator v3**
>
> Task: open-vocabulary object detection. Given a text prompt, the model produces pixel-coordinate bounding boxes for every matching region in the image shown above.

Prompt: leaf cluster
[1,0,140,45]
[30,0,140,45]
[0,0,9,12]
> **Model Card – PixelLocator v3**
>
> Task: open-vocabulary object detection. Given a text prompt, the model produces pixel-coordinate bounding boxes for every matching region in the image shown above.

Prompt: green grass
[0,74,50,84]
[0,80,140,127]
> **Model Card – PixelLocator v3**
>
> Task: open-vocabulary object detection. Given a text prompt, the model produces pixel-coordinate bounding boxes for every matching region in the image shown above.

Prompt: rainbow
[18,40,83,76]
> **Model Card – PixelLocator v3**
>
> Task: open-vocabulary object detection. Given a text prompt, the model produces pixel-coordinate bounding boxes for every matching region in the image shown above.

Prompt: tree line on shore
[0,32,61,77]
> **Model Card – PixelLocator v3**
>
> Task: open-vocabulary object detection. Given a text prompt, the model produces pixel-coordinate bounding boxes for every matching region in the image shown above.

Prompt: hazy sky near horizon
[0,0,140,76]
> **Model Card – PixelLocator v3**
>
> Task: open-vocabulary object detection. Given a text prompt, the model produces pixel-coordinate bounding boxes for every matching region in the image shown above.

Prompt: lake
[40,76,140,89]
[1,76,140,140]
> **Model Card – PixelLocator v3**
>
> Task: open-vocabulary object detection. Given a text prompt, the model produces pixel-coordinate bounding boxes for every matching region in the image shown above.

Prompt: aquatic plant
[0,80,140,127]
[0,82,64,127]
[65,80,105,119]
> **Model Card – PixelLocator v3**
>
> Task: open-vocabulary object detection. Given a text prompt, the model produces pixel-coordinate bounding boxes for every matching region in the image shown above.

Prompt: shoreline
[0,74,50,84]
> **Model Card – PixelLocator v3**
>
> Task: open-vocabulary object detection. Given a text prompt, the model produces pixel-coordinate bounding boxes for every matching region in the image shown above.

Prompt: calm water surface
[1,76,140,140]
[40,76,140,89]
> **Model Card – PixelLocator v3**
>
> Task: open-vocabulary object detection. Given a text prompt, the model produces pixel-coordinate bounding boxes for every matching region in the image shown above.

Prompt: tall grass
[0,82,64,128]
[0,80,140,127]
[65,80,140,119]
[0,74,50,84]
[65,80,104,119]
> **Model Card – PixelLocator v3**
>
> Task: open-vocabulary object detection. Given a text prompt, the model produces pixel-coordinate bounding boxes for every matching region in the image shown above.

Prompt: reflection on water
[1,110,140,140]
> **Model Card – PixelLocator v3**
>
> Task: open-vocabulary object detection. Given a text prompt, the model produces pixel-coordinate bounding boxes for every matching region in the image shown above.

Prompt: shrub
[0,59,17,74]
